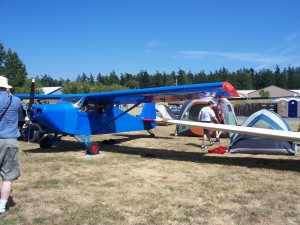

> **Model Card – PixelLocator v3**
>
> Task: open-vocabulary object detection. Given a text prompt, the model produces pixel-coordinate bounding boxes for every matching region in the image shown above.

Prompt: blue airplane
[15,81,239,154]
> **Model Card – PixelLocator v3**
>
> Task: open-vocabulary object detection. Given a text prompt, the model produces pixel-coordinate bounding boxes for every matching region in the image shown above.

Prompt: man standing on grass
[198,100,220,149]
[214,98,225,142]
[0,76,22,218]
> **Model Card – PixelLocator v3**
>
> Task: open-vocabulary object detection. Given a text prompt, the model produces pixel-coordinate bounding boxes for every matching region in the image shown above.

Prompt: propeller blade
[27,79,35,119]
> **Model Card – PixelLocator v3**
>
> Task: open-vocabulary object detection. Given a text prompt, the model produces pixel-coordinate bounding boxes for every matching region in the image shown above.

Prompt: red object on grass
[208,146,227,154]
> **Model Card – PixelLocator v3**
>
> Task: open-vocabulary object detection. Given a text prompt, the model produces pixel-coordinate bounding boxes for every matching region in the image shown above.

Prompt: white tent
[155,105,177,125]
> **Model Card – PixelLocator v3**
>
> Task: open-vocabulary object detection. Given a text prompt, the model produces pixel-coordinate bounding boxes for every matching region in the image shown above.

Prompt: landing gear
[22,124,44,143]
[147,129,155,138]
[86,142,100,155]
[39,134,55,149]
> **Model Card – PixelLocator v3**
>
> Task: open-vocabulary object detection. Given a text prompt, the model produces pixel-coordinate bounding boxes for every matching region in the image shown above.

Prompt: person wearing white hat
[0,76,22,218]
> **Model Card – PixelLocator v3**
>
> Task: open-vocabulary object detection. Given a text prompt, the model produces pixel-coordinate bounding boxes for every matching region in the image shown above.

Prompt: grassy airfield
[2,122,300,225]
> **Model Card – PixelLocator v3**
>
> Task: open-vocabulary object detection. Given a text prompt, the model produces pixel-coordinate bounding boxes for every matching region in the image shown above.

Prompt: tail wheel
[86,142,100,155]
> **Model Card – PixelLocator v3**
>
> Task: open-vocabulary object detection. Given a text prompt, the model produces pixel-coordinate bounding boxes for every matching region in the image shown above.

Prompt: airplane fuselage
[33,102,156,136]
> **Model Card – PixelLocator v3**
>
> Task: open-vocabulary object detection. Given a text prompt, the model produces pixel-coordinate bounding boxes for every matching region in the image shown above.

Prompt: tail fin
[138,102,156,120]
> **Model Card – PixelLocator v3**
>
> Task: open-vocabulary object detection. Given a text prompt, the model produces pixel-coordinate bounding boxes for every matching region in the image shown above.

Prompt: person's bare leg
[202,134,207,145]
[0,181,12,213]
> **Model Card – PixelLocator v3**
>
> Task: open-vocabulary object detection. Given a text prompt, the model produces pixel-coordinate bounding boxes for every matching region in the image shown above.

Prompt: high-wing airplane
[15,81,239,154]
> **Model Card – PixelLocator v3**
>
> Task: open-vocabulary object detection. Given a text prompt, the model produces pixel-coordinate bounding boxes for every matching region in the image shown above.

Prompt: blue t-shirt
[0,91,22,138]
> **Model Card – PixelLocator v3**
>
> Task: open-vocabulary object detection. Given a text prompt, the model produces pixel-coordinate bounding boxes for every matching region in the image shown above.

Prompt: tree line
[1,42,300,94]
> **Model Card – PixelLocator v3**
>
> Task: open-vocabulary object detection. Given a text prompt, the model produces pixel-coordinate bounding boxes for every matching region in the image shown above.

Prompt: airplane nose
[32,103,77,134]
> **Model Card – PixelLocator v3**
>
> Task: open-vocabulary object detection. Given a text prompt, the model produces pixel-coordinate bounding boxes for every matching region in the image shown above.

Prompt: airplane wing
[15,82,238,104]
[147,118,300,143]
[72,81,238,104]
[15,94,66,100]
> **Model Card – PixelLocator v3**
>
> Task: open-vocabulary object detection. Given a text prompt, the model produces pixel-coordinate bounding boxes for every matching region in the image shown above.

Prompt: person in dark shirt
[214,98,225,142]
[0,76,22,218]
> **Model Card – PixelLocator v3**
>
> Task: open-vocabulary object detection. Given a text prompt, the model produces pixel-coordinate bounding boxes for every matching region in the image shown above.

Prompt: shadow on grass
[22,139,85,154]
[22,135,299,172]
[103,144,300,172]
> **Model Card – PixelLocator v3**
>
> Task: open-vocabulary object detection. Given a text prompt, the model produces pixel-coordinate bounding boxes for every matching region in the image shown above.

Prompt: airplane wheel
[40,135,53,149]
[86,142,100,155]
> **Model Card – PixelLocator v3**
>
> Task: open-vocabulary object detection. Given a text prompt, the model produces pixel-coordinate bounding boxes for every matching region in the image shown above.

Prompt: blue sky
[1,0,300,80]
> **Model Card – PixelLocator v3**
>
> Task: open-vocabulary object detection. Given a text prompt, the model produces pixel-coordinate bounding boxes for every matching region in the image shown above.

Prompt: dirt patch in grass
[3,122,300,225]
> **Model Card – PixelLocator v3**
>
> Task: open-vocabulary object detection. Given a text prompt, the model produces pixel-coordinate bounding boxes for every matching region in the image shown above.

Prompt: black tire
[22,124,42,143]
[86,142,100,155]
[39,135,53,149]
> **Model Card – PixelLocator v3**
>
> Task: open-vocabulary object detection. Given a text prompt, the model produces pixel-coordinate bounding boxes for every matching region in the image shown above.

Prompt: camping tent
[175,97,237,136]
[156,104,178,125]
[229,109,297,155]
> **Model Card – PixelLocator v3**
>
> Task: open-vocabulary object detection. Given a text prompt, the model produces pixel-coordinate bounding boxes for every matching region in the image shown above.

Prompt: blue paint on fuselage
[33,102,156,136]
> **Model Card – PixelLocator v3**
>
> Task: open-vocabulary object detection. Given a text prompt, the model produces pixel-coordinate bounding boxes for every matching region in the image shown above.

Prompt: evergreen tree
[259,69,274,87]
[89,73,95,85]
[186,70,194,84]
[274,65,287,88]
[166,71,176,86]
[194,70,207,84]
[137,70,151,88]
[120,73,135,87]
[207,71,219,82]
[218,67,230,81]
[3,49,27,87]
[108,70,120,85]
[286,66,297,89]
[177,68,187,85]
[0,43,6,72]
[96,72,103,83]
[152,71,163,87]
[76,74,82,82]
[81,73,88,82]
[162,72,168,86]
[235,68,253,89]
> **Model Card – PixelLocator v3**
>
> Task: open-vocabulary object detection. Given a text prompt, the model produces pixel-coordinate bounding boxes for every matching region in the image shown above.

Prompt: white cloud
[178,50,298,65]
[147,40,163,48]
[284,33,300,43]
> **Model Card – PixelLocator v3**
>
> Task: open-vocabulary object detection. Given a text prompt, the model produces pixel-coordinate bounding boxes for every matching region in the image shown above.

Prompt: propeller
[27,79,35,120]
[25,79,35,143]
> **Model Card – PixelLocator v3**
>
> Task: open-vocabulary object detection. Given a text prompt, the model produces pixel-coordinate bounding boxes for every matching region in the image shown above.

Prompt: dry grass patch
[2,122,300,225]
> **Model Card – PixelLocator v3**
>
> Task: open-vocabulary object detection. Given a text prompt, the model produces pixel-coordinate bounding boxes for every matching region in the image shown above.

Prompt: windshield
[59,96,83,108]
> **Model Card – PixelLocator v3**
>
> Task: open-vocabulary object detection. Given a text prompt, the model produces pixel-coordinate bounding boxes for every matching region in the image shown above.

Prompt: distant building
[237,86,299,98]
[40,87,62,95]
[291,90,300,96]
[247,85,298,98]
[237,90,256,98]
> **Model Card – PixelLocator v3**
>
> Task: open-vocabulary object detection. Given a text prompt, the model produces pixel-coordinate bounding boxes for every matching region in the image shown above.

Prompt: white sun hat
[0,76,12,88]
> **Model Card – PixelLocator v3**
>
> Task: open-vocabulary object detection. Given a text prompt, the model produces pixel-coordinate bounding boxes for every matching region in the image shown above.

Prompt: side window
[96,104,105,113]
[80,100,95,112]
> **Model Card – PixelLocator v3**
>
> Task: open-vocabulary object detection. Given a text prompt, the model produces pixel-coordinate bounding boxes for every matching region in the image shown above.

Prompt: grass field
[2,122,300,225]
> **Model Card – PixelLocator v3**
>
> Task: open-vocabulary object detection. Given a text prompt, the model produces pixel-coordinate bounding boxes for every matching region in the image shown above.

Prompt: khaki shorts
[0,139,20,181]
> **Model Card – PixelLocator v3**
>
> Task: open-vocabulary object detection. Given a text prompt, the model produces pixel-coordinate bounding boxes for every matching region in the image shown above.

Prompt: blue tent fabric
[229,109,297,155]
